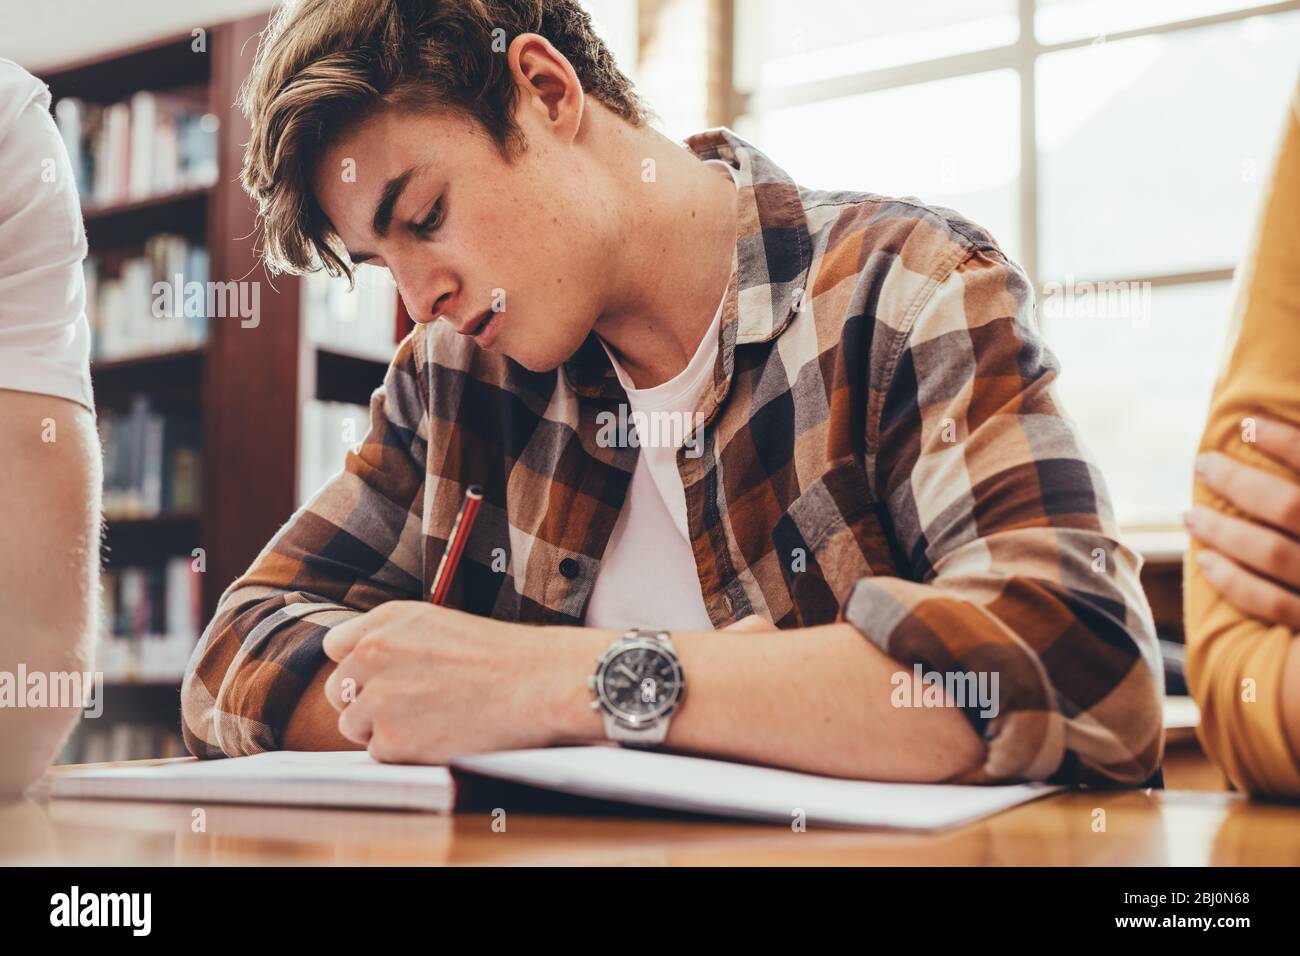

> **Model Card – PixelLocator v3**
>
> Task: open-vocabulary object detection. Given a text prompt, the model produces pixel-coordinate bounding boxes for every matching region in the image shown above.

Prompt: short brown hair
[239,0,651,280]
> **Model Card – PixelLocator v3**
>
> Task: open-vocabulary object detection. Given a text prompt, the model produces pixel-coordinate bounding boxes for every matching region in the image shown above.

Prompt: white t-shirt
[583,159,738,631]
[0,59,93,410]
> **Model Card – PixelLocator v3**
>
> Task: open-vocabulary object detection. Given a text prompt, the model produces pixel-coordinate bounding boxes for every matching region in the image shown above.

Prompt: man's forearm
[282,614,988,780]
[540,622,987,782]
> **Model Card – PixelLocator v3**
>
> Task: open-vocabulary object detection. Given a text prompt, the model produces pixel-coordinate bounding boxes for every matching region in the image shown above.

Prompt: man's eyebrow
[371,166,421,238]
[346,164,429,264]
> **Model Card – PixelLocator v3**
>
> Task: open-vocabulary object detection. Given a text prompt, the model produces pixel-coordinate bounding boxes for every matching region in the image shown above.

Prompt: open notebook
[50,746,1060,830]
[50,750,455,812]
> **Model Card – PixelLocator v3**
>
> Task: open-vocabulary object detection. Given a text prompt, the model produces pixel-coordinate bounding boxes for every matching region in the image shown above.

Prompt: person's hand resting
[1186,415,1300,629]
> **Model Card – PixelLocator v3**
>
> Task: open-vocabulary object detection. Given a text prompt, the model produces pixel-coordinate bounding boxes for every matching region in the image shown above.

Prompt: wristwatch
[587,627,685,746]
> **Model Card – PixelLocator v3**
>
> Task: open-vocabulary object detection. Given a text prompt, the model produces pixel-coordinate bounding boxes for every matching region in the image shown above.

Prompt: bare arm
[0,390,101,792]
[308,602,984,780]
[542,621,986,782]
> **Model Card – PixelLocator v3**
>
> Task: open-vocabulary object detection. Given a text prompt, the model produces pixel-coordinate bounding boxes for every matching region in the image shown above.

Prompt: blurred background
[3,0,1297,761]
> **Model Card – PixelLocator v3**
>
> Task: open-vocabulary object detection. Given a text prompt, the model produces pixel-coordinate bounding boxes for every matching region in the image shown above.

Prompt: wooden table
[4,739,1297,866]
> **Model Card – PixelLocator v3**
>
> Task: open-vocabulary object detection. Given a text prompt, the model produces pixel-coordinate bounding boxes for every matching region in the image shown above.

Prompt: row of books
[97,557,203,682]
[85,235,210,360]
[298,400,371,506]
[100,396,201,518]
[303,267,400,360]
[83,233,395,364]
[55,91,219,207]
[60,724,188,765]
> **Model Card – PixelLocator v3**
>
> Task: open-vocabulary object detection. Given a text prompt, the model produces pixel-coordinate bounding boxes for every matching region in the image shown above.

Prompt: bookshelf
[42,14,409,762]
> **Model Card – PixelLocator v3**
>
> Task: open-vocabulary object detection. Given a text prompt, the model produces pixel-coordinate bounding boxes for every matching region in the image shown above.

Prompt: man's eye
[416,199,444,235]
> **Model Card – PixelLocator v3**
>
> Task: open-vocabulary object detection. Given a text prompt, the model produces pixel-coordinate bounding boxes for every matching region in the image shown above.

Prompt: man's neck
[592,125,738,390]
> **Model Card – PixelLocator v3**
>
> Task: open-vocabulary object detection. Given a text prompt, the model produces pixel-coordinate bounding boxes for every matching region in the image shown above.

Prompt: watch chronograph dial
[600,645,680,721]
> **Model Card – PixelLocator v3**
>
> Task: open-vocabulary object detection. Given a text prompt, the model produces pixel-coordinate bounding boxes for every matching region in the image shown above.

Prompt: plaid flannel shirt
[182,127,1164,784]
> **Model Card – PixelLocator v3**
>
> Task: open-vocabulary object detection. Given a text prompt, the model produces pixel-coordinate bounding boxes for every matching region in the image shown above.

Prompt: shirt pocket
[771,456,898,625]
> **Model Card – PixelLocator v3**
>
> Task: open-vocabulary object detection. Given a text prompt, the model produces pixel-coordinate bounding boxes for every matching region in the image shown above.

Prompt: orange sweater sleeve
[1185,78,1300,798]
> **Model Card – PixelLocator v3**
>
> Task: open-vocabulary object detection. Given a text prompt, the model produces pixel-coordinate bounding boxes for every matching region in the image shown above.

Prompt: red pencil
[429,484,483,606]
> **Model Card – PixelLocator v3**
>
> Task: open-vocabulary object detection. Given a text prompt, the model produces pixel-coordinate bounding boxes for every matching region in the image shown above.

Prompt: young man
[0,59,101,792]
[182,0,1162,785]
[1183,76,1300,798]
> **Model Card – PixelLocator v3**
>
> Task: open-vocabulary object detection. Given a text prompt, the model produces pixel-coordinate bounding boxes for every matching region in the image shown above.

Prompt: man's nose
[430,291,453,322]
[399,288,454,326]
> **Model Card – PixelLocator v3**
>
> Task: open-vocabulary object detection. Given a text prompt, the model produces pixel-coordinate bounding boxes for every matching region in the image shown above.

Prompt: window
[734,0,1019,85]
[1037,12,1300,280]
[737,69,1022,263]
[1035,0,1270,44]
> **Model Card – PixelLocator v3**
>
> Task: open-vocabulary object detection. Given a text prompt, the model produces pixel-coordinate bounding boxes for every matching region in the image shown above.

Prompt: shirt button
[559,557,581,579]
[722,593,734,615]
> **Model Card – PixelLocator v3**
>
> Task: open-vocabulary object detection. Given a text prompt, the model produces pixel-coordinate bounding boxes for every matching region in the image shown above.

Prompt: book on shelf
[85,234,209,361]
[298,400,371,506]
[100,396,201,519]
[98,556,202,683]
[303,267,400,360]
[54,90,218,208]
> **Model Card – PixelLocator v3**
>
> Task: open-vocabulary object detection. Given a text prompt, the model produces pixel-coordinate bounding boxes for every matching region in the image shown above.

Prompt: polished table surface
[4,740,1298,866]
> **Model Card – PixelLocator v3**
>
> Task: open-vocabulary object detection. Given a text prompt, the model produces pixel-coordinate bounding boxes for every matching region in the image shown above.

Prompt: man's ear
[508,32,584,140]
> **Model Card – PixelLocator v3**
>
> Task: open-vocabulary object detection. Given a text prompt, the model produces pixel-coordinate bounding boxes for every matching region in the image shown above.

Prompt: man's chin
[500,345,563,374]
[504,338,591,375]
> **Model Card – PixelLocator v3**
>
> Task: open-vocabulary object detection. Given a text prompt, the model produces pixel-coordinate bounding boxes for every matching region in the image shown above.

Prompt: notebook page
[452,746,1061,830]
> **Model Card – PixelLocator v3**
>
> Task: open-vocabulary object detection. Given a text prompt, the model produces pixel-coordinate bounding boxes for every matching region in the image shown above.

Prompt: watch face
[597,642,682,724]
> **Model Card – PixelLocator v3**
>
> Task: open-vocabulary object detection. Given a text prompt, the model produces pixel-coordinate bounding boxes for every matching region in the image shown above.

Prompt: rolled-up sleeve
[181,327,429,757]
[842,246,1164,785]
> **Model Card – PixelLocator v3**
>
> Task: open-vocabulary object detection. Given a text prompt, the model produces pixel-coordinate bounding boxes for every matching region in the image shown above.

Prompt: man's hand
[321,602,568,763]
[1186,416,1300,628]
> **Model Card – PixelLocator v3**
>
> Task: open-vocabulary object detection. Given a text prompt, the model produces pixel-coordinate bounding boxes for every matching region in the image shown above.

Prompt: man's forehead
[312,109,484,241]
[316,135,427,231]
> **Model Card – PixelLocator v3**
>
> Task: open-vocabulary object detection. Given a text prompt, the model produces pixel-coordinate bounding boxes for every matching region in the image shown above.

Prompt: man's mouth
[467,309,501,348]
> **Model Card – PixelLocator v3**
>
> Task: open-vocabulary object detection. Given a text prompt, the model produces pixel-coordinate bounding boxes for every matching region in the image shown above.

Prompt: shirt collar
[562,127,814,400]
